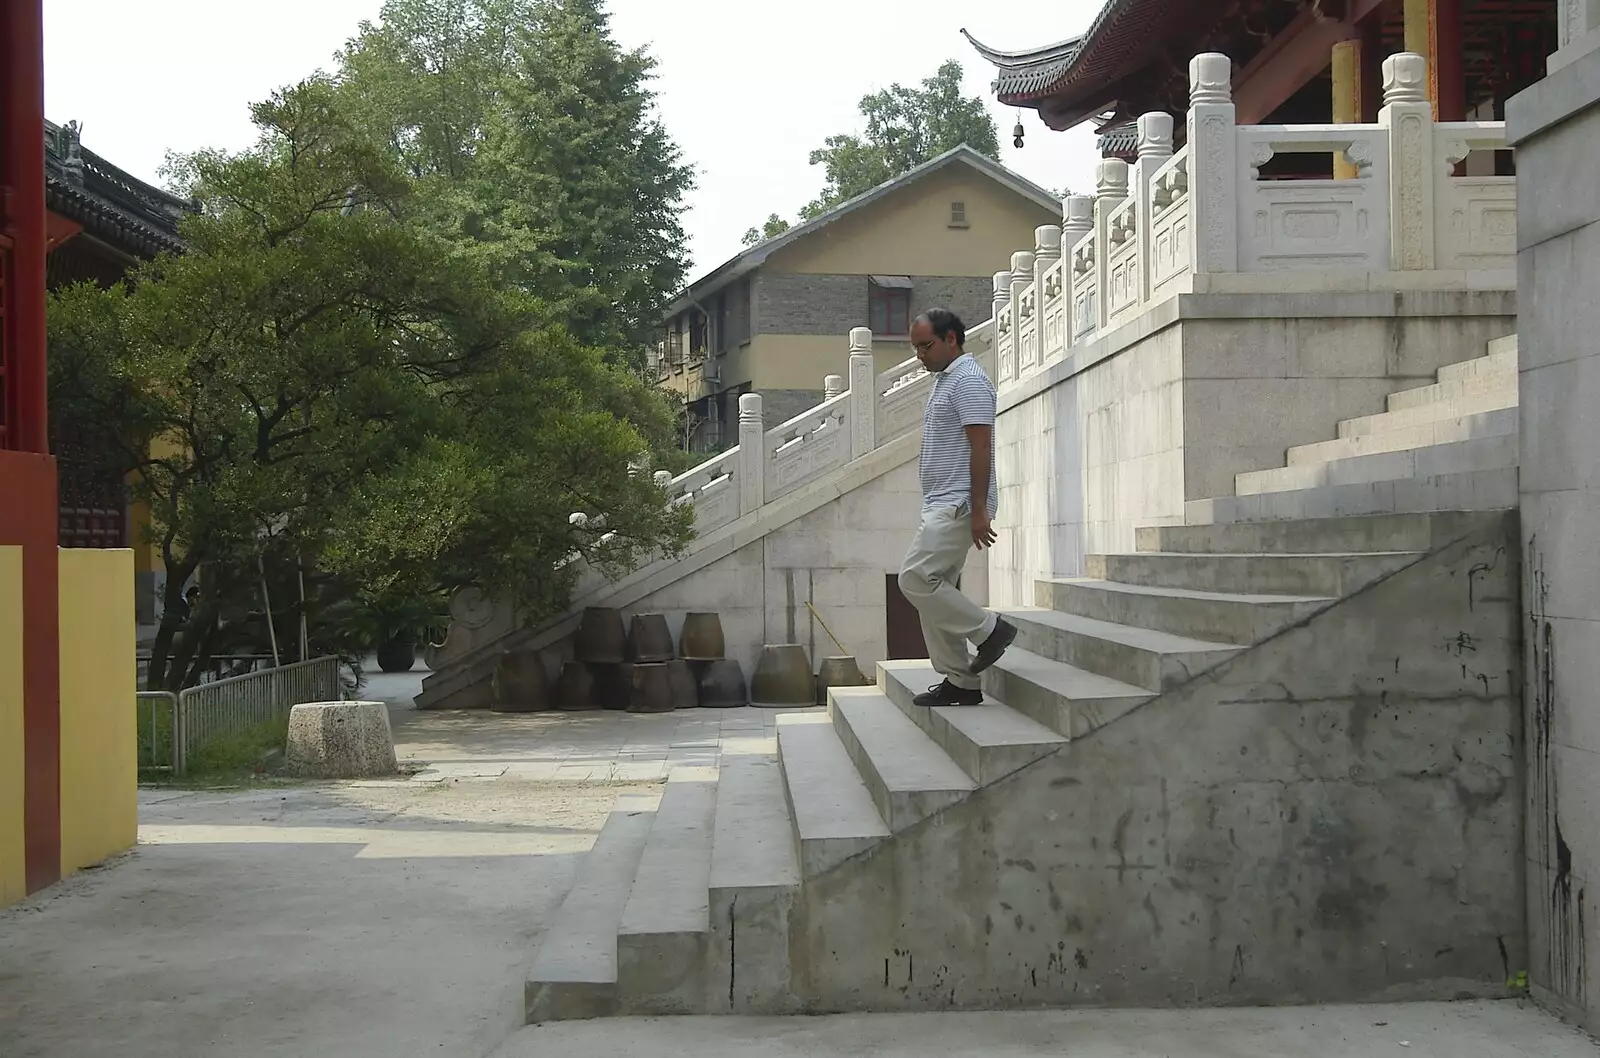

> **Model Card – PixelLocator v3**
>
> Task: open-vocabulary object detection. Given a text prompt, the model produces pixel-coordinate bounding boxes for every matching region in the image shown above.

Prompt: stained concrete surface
[0,662,1592,1056]
[496,1002,1595,1057]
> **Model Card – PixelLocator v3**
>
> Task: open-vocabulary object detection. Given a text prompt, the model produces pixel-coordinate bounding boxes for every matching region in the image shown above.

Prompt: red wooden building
[968,0,1557,166]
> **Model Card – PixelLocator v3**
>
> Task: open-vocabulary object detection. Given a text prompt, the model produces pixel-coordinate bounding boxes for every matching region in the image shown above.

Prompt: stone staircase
[524,507,1523,1020]
[1190,335,1519,524]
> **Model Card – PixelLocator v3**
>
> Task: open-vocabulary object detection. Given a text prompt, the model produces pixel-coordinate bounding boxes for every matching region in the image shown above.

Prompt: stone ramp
[523,507,1519,1019]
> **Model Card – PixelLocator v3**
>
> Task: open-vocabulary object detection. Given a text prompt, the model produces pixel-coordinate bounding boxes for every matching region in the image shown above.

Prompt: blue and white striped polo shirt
[918,352,1000,517]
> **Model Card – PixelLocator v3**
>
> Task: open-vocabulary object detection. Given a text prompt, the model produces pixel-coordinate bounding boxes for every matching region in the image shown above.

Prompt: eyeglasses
[913,339,939,353]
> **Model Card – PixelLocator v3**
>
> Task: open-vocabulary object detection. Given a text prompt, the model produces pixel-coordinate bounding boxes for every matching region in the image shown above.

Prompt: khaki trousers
[897,505,998,691]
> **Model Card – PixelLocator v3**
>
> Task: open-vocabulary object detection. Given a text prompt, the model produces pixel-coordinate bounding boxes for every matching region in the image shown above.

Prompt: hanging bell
[1013,119,1026,150]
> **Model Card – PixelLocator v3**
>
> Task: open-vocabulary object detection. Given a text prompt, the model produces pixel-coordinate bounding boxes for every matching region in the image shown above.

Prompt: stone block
[284,701,397,779]
[1509,53,1600,249]
[1523,489,1600,623]
[1522,359,1600,495]
[1519,220,1600,372]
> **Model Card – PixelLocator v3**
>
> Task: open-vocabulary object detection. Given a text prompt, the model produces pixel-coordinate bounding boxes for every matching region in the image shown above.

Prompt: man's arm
[964,423,997,549]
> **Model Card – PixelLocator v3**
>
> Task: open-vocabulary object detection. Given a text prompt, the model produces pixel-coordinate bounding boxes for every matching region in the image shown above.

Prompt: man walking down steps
[898,308,1016,708]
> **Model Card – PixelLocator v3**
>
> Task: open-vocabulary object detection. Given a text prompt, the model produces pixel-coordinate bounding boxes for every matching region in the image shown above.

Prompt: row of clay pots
[575,608,727,664]
[490,653,750,712]
[750,645,872,706]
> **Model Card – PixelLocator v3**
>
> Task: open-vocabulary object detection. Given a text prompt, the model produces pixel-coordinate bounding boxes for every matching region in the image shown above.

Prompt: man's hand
[971,509,998,550]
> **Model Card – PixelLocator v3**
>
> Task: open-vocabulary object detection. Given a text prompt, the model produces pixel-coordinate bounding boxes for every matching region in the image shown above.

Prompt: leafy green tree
[740,213,792,248]
[799,60,999,219]
[336,0,695,362]
[48,78,690,690]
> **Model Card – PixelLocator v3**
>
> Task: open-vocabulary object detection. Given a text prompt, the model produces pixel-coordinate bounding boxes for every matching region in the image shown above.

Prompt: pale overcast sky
[43,0,1103,280]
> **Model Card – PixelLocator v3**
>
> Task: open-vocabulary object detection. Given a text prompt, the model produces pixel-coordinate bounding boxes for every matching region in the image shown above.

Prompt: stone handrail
[656,321,995,535]
[991,50,1517,390]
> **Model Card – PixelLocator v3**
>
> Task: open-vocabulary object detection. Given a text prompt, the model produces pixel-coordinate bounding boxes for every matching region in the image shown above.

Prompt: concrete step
[978,646,1153,740]
[1240,433,1519,497]
[1286,408,1516,466]
[1187,467,1518,525]
[1088,550,1423,597]
[1137,511,1489,555]
[1344,384,1517,436]
[828,687,976,832]
[710,755,799,895]
[1001,607,1241,693]
[1439,341,1515,382]
[1385,369,1518,414]
[877,660,1067,783]
[775,713,889,877]
[615,769,718,1014]
[1035,577,1333,646]
[525,789,662,1023]
[707,754,799,1015]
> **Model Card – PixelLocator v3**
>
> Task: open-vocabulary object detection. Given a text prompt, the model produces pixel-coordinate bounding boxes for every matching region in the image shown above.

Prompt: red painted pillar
[2,0,50,453]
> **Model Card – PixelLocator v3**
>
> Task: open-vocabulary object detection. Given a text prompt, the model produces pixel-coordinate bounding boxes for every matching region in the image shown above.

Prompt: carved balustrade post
[1093,159,1128,331]
[1031,225,1062,369]
[847,327,876,459]
[737,393,764,515]
[1186,52,1239,276]
[1136,112,1174,304]
[1379,52,1436,271]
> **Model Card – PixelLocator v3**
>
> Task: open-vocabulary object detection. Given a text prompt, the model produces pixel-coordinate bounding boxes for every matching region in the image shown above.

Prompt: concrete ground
[0,664,1593,1057]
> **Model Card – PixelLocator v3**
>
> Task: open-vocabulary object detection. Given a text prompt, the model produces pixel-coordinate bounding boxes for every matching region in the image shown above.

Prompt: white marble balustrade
[657,321,995,535]
[987,50,1518,390]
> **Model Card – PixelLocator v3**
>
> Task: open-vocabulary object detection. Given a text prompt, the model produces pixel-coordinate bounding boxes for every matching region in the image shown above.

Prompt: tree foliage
[336,0,695,360]
[49,77,691,690]
[800,60,999,219]
[740,213,792,248]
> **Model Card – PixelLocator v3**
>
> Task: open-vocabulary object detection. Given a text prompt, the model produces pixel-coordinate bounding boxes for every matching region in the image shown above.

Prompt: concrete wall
[794,515,1524,1012]
[0,546,25,905]
[1508,49,1600,1032]
[58,548,137,878]
[612,460,986,686]
[990,292,1518,608]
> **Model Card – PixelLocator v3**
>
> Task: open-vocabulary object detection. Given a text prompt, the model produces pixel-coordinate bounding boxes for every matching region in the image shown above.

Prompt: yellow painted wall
[58,548,137,877]
[765,165,1057,277]
[740,335,920,391]
[0,547,25,906]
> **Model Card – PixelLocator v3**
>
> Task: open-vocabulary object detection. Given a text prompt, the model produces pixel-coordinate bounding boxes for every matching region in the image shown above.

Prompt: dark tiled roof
[960,29,1086,101]
[1096,120,1139,157]
[45,120,193,257]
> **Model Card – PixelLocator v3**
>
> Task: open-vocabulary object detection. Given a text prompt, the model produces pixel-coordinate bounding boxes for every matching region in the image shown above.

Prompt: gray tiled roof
[44,120,193,256]
[960,29,1087,100]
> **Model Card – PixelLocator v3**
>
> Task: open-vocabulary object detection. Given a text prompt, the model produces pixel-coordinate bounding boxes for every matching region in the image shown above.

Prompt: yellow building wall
[765,166,1057,277]
[0,546,25,905]
[736,335,920,392]
[58,548,137,877]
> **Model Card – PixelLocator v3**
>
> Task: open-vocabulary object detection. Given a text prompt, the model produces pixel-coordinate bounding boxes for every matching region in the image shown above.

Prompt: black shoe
[971,617,1017,675]
[913,680,984,708]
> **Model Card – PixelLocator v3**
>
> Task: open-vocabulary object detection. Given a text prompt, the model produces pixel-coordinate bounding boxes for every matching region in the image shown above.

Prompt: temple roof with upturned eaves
[44,120,194,258]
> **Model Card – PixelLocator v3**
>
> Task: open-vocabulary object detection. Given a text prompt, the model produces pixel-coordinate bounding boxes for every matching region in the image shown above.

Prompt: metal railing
[141,656,343,775]
[136,691,179,773]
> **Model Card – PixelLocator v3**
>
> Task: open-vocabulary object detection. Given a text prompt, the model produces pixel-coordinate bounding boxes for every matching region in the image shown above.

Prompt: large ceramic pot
[697,659,748,709]
[589,662,632,710]
[552,661,595,712]
[815,655,870,705]
[679,613,726,661]
[628,663,675,713]
[576,607,626,664]
[750,644,813,707]
[376,636,416,674]
[666,659,698,710]
[491,650,550,713]
[628,613,675,662]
